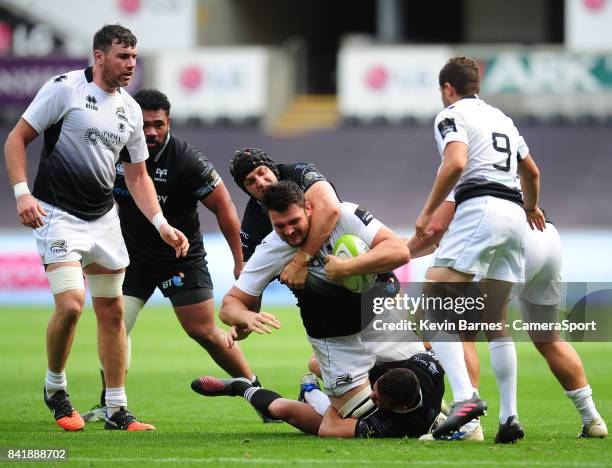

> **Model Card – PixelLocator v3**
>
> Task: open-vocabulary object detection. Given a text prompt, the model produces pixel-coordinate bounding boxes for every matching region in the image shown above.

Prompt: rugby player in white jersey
[409,200,608,440]
[4,24,188,432]
[414,56,546,442]
[192,180,426,421]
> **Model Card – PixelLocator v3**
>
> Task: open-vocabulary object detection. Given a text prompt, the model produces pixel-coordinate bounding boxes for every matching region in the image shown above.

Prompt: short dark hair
[262,180,305,213]
[438,56,480,96]
[376,368,421,408]
[93,24,137,53]
[134,89,171,116]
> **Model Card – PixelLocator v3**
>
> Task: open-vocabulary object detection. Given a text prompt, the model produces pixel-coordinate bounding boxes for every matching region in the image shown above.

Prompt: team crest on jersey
[115,106,128,122]
[53,74,67,83]
[85,95,98,111]
[437,118,457,138]
[154,168,168,182]
[115,162,125,175]
[118,122,125,133]
[354,206,374,226]
[49,239,68,254]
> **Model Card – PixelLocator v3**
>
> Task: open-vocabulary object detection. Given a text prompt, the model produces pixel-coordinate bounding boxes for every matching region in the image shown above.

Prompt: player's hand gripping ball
[332,234,376,293]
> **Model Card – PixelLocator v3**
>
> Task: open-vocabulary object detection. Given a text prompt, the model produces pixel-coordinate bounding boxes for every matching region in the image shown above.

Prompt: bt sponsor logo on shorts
[49,239,68,254]
[162,272,184,289]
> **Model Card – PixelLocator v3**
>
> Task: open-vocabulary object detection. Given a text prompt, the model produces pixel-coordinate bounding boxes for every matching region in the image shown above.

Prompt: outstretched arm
[415,141,467,239]
[220,286,281,335]
[124,161,189,257]
[406,201,455,258]
[201,181,244,278]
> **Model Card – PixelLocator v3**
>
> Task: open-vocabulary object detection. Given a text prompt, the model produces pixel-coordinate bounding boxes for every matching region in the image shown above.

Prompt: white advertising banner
[338,46,452,120]
[566,0,612,51]
[2,0,197,54]
[152,48,268,121]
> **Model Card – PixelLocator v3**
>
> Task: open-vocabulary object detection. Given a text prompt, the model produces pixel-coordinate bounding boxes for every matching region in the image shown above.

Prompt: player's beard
[283,226,309,247]
[147,138,163,157]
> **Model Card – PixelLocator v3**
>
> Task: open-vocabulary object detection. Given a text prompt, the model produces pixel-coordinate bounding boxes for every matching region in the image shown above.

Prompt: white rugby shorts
[519,222,562,306]
[33,200,129,270]
[433,196,526,282]
[308,333,375,397]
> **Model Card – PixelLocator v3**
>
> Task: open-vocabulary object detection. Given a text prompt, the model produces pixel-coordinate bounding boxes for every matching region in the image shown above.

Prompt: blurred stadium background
[1,0,611,305]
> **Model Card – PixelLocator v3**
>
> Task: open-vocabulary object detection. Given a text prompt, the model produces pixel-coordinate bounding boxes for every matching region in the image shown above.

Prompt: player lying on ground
[191,351,445,438]
[408,200,608,440]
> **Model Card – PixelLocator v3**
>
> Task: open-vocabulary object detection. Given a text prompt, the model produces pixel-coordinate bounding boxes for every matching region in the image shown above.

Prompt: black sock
[243,387,282,420]
[229,379,253,397]
[100,388,106,407]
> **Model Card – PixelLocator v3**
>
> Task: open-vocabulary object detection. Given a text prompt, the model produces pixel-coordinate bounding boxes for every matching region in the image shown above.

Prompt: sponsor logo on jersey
[115,106,128,121]
[162,272,184,289]
[335,372,353,385]
[83,127,125,148]
[113,186,131,197]
[354,206,374,226]
[49,239,68,254]
[85,95,99,111]
[437,117,457,138]
[154,168,168,182]
[157,194,168,204]
[53,74,67,83]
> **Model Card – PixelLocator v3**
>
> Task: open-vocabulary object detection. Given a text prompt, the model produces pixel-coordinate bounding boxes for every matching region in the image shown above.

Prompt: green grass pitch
[0,305,610,467]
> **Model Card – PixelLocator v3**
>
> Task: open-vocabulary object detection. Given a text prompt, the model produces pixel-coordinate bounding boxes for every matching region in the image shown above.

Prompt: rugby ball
[332,234,376,293]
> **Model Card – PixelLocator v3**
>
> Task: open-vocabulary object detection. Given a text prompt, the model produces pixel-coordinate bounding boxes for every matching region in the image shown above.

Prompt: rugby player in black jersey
[192,351,445,439]
[82,89,264,422]
[230,148,340,291]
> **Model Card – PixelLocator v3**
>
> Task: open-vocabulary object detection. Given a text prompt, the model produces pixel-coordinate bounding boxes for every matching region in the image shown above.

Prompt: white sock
[430,341,474,402]
[45,369,67,398]
[251,374,258,384]
[489,338,517,423]
[566,385,601,425]
[304,389,332,416]
[473,387,479,397]
[106,387,128,417]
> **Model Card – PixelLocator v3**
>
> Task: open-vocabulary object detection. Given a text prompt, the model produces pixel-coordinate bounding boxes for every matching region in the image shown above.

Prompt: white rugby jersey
[22,67,147,220]
[235,202,384,297]
[434,95,529,206]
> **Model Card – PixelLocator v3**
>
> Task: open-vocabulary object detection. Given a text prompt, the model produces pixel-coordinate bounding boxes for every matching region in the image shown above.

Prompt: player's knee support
[86,272,125,298]
[46,266,85,295]
[338,385,375,419]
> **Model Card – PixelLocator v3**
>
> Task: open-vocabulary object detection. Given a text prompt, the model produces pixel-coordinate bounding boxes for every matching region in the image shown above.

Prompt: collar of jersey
[391,388,423,414]
[153,133,172,162]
